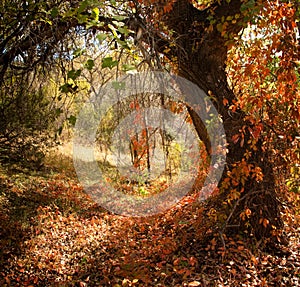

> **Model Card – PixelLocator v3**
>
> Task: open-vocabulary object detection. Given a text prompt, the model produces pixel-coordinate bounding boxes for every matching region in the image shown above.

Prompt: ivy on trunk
[155,0,283,241]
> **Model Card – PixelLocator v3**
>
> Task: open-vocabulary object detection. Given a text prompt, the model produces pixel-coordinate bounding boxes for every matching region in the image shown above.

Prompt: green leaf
[73,48,86,58]
[59,84,70,93]
[116,39,130,50]
[112,20,124,27]
[240,0,255,12]
[60,82,78,93]
[67,69,81,80]
[117,26,131,36]
[96,33,107,43]
[68,115,77,126]
[85,59,95,70]
[50,7,59,18]
[113,15,127,21]
[77,14,88,24]
[55,108,63,116]
[102,57,118,69]
[122,64,136,72]
[77,0,89,14]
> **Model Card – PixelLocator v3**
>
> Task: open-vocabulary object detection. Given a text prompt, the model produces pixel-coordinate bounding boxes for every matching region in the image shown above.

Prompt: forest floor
[0,148,300,287]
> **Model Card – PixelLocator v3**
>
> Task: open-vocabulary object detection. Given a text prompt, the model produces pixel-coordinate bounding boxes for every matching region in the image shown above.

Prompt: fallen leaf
[188,281,201,286]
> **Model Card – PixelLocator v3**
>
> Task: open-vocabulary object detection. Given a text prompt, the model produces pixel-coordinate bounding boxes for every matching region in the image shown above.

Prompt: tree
[1,0,299,241]
[133,0,292,240]
[0,0,88,167]
[144,0,299,241]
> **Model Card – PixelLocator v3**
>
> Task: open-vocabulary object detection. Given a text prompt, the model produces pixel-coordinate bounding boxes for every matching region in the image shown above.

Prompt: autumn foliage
[0,0,300,286]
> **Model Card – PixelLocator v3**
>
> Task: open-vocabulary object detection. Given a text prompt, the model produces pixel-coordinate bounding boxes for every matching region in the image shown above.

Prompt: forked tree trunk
[160,0,283,240]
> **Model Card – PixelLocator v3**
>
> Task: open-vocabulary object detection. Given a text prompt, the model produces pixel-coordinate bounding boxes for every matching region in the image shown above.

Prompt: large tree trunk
[160,0,283,241]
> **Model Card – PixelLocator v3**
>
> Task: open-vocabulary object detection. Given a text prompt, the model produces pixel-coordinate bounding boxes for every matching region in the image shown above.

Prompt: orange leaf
[189,256,198,266]
[173,258,180,265]
[223,98,229,106]
[188,281,201,286]
[245,208,252,217]
[232,134,240,144]
[263,218,269,228]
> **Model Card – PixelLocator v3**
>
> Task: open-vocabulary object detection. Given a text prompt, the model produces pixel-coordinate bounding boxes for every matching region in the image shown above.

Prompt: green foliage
[0,72,62,168]
[102,57,119,69]
[240,0,256,12]
[85,59,95,70]
[67,115,77,126]
[67,69,82,80]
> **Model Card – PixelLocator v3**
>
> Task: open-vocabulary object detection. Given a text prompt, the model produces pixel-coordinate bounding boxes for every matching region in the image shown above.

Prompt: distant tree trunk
[160,0,283,240]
